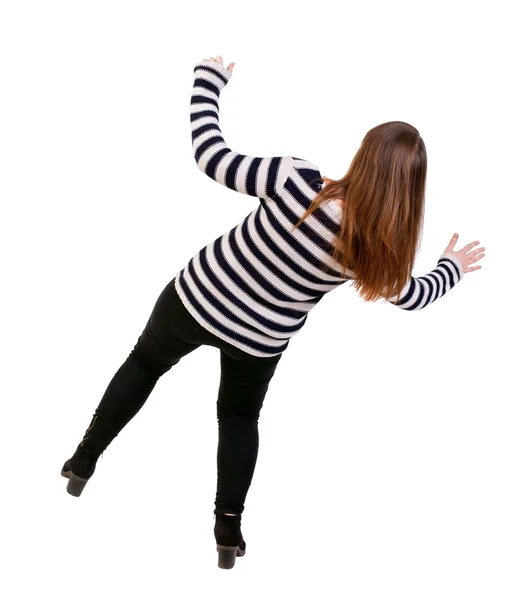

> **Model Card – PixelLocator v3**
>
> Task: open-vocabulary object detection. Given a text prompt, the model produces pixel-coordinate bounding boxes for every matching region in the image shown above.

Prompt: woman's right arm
[387,234,485,310]
[387,254,464,310]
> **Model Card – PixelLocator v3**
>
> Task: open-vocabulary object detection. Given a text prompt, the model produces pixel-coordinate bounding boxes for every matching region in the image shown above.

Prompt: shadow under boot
[213,511,247,569]
[61,442,104,497]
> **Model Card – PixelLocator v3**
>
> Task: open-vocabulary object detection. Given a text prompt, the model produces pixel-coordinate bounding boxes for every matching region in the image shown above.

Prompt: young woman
[61,55,486,569]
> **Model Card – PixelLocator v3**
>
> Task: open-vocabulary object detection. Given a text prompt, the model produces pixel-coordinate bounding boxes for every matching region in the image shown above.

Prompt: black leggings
[79,277,283,516]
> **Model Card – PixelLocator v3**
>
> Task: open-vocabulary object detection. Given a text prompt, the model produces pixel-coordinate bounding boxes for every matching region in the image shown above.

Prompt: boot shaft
[213,511,244,548]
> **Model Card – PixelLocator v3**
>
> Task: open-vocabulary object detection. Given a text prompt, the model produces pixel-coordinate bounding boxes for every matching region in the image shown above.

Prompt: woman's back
[175,156,352,359]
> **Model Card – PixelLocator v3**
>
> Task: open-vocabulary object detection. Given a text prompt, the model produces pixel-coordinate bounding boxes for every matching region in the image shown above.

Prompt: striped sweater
[174,59,465,357]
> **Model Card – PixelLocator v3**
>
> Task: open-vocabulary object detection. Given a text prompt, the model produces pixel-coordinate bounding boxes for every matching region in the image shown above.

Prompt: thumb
[445,232,458,253]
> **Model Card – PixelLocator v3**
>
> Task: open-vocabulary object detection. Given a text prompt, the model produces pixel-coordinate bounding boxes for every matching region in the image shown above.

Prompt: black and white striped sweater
[174,59,465,357]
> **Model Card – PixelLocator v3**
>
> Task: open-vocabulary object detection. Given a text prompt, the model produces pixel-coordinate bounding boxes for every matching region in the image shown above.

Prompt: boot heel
[66,472,89,497]
[216,545,238,569]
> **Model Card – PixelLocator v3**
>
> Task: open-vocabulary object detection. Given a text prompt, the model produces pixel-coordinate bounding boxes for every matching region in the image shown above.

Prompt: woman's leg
[79,279,204,452]
[213,349,283,516]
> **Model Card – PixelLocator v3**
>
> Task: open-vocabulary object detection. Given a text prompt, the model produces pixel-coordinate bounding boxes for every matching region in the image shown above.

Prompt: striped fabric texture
[174,59,465,357]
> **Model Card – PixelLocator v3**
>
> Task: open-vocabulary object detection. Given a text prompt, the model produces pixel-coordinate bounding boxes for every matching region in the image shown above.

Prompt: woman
[60,55,486,569]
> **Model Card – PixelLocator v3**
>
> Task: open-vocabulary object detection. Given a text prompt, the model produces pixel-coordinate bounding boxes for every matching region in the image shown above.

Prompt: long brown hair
[291,121,427,303]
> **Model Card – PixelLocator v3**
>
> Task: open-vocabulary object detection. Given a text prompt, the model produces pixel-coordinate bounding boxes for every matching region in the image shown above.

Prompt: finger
[463,240,480,253]
[469,247,485,258]
[216,55,223,63]
[445,232,458,251]
[469,252,485,263]
[464,265,482,273]
[228,62,235,71]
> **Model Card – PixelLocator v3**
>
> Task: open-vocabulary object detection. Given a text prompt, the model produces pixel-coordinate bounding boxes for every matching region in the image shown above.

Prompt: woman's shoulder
[322,177,345,209]
[292,156,321,174]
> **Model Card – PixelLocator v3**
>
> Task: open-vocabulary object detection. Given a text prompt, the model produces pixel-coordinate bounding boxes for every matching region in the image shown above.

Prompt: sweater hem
[173,275,285,359]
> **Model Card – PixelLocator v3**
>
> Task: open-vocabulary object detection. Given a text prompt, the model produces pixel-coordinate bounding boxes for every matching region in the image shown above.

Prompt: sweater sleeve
[387,253,465,310]
[190,59,294,199]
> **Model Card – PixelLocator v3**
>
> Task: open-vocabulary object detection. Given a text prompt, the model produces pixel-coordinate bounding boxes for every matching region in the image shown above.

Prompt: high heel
[213,511,246,569]
[61,442,104,497]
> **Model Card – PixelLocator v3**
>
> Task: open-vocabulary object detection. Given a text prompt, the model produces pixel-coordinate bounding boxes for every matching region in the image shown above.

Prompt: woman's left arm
[190,58,293,200]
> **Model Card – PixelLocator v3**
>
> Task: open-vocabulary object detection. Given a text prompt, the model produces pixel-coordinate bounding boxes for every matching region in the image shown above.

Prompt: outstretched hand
[202,55,235,73]
[444,233,485,274]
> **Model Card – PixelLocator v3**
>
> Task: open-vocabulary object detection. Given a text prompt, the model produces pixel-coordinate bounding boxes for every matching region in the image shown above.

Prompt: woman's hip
[153,277,283,366]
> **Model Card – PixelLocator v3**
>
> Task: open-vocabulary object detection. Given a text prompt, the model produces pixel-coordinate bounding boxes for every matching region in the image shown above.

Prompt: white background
[1,0,528,597]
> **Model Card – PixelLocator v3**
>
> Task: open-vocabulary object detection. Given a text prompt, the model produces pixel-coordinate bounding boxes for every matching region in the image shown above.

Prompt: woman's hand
[443,233,486,274]
[202,55,235,73]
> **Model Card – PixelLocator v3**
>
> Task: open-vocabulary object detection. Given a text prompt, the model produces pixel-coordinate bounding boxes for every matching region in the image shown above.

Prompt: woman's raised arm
[190,57,294,200]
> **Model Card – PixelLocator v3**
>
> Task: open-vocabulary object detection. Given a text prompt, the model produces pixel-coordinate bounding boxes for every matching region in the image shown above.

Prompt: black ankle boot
[213,511,247,569]
[61,442,104,497]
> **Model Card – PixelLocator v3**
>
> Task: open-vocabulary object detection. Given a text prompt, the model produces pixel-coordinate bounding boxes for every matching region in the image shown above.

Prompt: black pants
[79,277,283,516]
